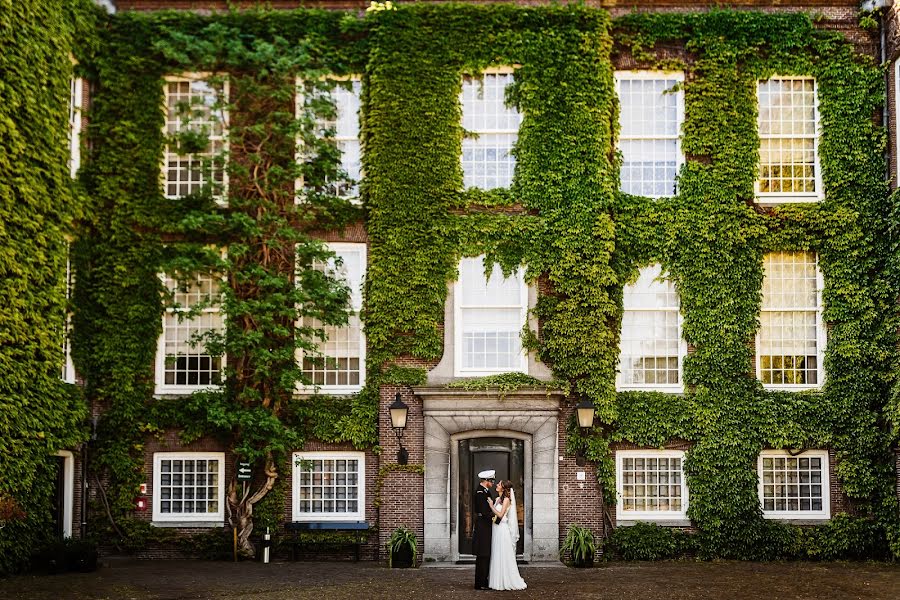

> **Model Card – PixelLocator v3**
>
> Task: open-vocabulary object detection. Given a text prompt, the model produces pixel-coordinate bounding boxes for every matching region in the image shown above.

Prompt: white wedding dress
[488,491,527,591]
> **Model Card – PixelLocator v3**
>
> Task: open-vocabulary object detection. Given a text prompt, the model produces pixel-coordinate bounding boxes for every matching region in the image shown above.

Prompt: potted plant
[559,524,596,568]
[386,526,417,568]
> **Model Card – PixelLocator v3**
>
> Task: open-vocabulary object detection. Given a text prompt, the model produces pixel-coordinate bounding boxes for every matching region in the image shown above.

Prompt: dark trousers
[475,555,490,588]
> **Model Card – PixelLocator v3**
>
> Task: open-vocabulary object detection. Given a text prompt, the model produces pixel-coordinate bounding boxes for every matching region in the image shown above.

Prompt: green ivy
[0,0,100,574]
[18,3,898,564]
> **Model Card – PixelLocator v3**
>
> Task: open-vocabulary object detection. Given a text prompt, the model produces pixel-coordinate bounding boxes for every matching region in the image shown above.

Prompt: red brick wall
[557,399,605,561]
[377,384,425,564]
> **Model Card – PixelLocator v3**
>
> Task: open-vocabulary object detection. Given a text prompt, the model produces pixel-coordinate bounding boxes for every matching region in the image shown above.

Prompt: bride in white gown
[488,480,527,591]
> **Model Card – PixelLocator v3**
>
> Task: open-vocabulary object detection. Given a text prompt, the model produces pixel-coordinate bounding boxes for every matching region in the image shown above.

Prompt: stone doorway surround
[415,387,565,563]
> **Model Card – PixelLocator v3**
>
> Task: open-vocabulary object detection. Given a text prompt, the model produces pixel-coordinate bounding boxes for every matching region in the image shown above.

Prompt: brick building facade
[48,0,900,566]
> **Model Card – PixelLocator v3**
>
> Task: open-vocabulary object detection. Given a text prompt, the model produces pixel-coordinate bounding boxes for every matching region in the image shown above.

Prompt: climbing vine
[0,0,99,574]
[19,2,895,564]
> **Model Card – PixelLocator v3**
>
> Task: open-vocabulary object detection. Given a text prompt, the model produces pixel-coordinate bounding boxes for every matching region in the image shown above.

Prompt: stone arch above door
[415,387,564,562]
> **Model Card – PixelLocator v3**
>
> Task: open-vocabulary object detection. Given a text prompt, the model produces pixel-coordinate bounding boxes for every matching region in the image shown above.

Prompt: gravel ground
[3,559,900,600]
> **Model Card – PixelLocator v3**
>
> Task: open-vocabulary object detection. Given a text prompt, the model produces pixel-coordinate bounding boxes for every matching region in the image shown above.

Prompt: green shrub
[605,522,696,561]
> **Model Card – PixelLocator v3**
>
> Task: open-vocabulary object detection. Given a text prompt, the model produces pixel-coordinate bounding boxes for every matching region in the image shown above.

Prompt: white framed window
[758,450,830,520]
[163,74,228,201]
[68,77,83,178]
[54,451,75,538]
[156,273,224,394]
[299,243,366,393]
[756,251,824,388]
[292,451,365,521]
[615,71,684,198]
[295,76,362,202]
[460,69,522,190]
[616,450,688,521]
[756,77,821,203]
[454,256,528,376]
[61,255,76,384]
[617,264,685,391]
[152,452,225,523]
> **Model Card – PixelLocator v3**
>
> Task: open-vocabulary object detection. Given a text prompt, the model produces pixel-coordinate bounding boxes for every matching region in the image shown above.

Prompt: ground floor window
[758,449,830,520]
[616,449,688,521]
[152,452,224,523]
[292,452,365,521]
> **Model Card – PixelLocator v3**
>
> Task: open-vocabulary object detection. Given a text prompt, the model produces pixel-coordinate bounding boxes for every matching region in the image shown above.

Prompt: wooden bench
[284,521,370,562]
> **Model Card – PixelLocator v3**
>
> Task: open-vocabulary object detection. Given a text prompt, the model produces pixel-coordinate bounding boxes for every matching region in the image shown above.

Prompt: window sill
[760,384,823,392]
[155,385,223,396]
[290,515,366,523]
[762,515,829,523]
[151,520,224,528]
[617,519,691,527]
[754,197,822,205]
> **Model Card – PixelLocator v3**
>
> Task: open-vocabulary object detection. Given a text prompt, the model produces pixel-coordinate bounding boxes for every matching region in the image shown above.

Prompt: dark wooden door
[458,437,525,556]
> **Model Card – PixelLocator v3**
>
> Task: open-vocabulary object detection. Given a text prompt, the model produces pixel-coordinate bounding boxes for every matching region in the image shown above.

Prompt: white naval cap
[478,469,496,480]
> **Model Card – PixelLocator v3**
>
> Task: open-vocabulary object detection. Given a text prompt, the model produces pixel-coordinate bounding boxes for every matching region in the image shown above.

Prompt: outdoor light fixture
[389,392,409,465]
[575,396,596,467]
[576,396,596,429]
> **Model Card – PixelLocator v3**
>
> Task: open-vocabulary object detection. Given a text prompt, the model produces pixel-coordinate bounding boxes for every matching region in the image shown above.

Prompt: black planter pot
[572,552,594,568]
[73,550,99,573]
[391,545,414,568]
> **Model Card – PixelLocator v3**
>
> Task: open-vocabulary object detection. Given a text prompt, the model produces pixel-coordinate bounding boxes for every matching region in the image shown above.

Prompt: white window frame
[453,256,529,377]
[294,75,363,205]
[54,450,75,538]
[155,272,225,395]
[62,255,76,384]
[895,60,900,185]
[292,451,366,522]
[758,449,830,520]
[460,66,521,191]
[756,252,825,390]
[69,76,83,179]
[614,70,685,199]
[755,76,823,204]
[297,242,367,394]
[152,452,225,524]
[616,265,686,392]
[162,73,229,204]
[615,449,688,522]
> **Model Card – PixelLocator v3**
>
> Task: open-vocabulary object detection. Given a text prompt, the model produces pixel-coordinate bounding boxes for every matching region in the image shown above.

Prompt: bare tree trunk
[226,451,278,558]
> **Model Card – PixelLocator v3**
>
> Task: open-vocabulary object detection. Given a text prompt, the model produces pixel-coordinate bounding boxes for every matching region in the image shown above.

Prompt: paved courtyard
[3,559,900,600]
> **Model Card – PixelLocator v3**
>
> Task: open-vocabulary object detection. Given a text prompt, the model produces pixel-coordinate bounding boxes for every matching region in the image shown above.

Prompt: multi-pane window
[460,71,522,190]
[617,265,684,390]
[163,75,227,200]
[757,77,820,202]
[455,256,528,376]
[157,273,224,392]
[300,243,366,392]
[68,77,82,178]
[292,452,365,521]
[615,71,684,198]
[757,252,823,387]
[759,450,830,519]
[152,453,224,522]
[318,79,362,198]
[616,450,688,520]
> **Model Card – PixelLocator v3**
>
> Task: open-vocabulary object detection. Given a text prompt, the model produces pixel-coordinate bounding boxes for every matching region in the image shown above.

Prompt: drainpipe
[861,1,892,179]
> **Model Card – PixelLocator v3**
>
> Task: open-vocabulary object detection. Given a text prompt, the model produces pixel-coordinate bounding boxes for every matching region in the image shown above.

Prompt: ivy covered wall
[0,0,98,573]
[4,2,898,568]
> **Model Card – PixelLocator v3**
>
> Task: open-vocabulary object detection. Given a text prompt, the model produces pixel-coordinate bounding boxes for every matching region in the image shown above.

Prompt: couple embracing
[472,469,527,591]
